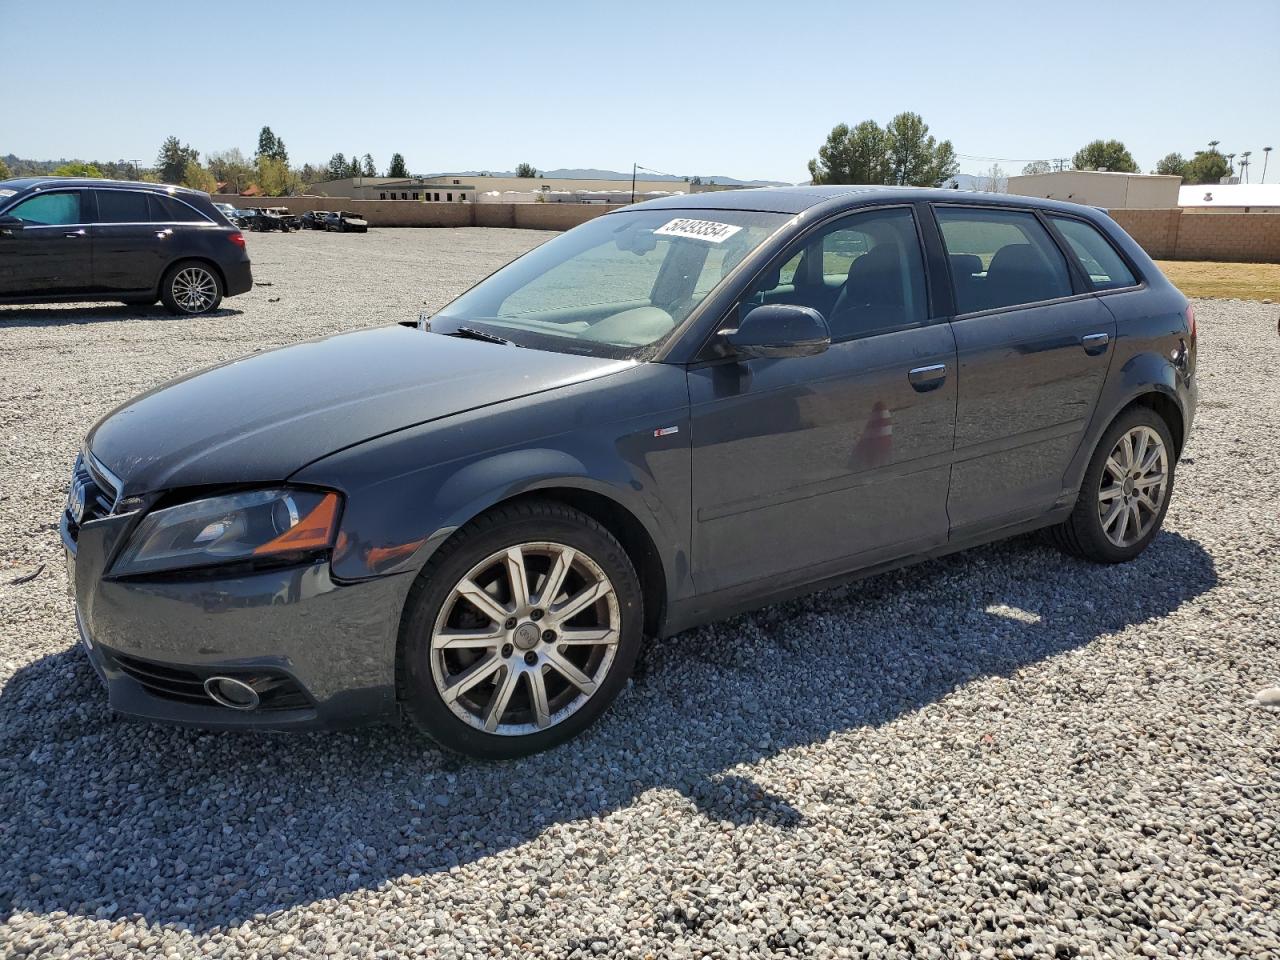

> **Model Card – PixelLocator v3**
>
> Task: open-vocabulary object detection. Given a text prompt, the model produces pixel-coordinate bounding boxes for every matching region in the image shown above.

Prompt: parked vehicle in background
[0,177,251,314]
[213,202,238,224]
[262,207,301,231]
[324,211,368,233]
[300,210,331,230]
[239,208,292,233]
[62,186,1195,758]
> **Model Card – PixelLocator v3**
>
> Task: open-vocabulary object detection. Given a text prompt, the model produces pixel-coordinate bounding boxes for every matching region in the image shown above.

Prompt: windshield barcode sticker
[654,218,743,244]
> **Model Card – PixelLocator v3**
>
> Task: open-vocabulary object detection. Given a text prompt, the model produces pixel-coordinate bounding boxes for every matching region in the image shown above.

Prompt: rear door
[931,204,1117,535]
[89,188,171,293]
[0,189,92,297]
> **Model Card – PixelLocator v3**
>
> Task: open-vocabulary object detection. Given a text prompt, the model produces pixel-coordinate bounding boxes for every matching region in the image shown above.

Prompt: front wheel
[160,262,223,315]
[1050,406,1175,563]
[399,500,643,759]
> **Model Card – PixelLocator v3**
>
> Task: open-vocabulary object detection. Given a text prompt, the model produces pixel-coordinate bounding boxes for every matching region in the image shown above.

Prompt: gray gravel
[2,230,1278,958]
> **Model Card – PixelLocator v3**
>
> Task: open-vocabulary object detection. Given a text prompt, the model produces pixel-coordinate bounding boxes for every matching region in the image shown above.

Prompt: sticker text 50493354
[653,218,744,244]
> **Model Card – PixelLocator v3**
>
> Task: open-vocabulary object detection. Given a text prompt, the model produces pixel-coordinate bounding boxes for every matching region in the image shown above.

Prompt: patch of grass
[1155,260,1280,301]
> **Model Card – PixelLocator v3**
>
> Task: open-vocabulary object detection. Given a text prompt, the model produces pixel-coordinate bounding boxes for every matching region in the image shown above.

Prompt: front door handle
[1081,332,1110,355]
[908,363,947,392]
[63,229,86,239]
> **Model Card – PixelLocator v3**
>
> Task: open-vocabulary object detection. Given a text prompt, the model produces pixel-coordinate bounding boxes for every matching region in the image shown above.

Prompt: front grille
[109,649,313,712]
[65,453,120,537]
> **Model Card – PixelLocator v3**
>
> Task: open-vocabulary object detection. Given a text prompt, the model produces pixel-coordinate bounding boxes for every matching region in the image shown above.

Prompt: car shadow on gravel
[0,304,242,326]
[0,531,1215,931]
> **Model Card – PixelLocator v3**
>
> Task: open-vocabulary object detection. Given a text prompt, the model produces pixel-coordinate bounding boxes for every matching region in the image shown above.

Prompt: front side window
[935,207,1073,314]
[434,208,790,358]
[94,190,149,223]
[1049,216,1138,290]
[5,191,81,225]
[743,207,928,341]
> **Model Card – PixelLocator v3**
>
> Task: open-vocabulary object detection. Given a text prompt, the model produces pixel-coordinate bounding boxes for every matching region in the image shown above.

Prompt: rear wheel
[1050,406,1175,563]
[399,500,643,759]
[160,262,223,315]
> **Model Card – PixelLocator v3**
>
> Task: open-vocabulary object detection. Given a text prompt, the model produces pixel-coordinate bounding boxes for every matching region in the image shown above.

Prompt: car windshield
[432,207,791,359]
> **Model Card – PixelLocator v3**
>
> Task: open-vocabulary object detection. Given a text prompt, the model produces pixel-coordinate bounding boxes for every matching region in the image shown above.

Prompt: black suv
[0,178,252,314]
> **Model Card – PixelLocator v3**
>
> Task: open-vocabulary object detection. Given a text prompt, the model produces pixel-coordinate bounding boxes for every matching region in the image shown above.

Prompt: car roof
[0,177,207,197]
[623,184,1105,217]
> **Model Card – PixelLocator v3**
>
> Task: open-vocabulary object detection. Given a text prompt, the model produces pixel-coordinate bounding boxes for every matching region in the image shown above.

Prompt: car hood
[87,325,633,495]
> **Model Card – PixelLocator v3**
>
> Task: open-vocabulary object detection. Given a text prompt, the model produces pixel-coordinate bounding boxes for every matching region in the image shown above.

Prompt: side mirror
[0,214,24,234]
[724,304,831,359]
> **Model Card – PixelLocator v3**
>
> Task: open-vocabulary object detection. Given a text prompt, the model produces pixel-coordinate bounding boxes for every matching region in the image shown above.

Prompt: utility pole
[120,158,143,180]
[630,162,637,205]
[1262,146,1272,184]
[1241,151,1252,183]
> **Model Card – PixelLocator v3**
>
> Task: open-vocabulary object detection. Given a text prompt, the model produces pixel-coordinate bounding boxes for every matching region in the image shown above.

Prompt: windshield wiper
[449,325,518,347]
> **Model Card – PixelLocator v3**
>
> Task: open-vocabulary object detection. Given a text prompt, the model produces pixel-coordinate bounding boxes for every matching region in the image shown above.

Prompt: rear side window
[6,191,81,225]
[94,190,150,223]
[148,194,207,223]
[1049,216,1138,290]
[934,207,1073,314]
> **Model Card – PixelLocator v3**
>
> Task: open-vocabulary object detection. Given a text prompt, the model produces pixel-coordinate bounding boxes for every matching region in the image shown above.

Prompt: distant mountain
[430,167,790,187]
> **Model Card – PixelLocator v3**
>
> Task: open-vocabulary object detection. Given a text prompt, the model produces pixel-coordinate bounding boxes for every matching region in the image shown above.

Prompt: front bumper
[63,508,411,730]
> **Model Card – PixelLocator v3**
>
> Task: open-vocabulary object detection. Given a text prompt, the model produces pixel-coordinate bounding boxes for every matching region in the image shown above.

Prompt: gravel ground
[1,230,1277,959]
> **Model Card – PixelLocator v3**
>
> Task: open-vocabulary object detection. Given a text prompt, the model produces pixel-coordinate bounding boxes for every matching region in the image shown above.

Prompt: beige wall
[214,195,1280,261]
[212,195,612,231]
[1110,209,1280,263]
[308,176,688,199]
[1008,172,1180,209]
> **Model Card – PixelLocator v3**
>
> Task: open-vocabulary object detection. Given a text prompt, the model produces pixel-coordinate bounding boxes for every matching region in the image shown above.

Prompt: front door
[689,206,957,595]
[0,190,92,297]
[932,204,1117,534]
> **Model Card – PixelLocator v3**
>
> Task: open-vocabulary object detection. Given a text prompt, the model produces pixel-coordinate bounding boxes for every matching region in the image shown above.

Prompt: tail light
[228,232,246,248]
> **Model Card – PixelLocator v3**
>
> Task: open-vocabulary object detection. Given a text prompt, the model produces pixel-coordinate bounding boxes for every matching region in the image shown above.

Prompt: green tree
[326,153,348,180]
[885,112,957,186]
[387,153,409,178]
[0,156,13,180]
[514,161,538,178]
[256,157,301,197]
[1184,149,1230,185]
[156,136,199,185]
[207,148,254,193]
[1154,152,1189,178]
[52,161,104,178]
[348,152,362,178]
[182,162,217,193]
[255,126,288,165]
[1071,139,1138,173]
[361,153,377,177]
[1021,160,1052,175]
[808,120,889,185]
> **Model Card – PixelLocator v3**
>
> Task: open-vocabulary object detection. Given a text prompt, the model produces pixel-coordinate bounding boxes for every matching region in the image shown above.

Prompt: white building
[1178,183,1280,212]
[1006,170,1180,208]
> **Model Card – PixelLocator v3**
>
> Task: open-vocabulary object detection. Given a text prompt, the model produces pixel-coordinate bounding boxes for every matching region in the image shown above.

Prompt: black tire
[159,261,224,315]
[399,500,643,759]
[1049,405,1176,563]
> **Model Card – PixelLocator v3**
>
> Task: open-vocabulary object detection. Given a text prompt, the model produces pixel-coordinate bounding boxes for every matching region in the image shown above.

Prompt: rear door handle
[1081,332,1110,355]
[908,363,947,392]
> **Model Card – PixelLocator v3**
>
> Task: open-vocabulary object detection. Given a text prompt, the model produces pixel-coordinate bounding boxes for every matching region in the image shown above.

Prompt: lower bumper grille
[109,650,312,711]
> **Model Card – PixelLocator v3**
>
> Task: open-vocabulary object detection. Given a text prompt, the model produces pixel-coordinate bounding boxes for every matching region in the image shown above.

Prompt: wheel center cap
[1123,477,1135,496]
[513,622,540,650]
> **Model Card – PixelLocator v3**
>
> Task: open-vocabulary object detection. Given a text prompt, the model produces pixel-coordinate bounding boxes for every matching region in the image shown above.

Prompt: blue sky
[5,0,1277,183]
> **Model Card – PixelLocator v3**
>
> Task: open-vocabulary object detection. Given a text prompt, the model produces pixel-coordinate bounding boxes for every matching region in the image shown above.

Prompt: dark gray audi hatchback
[63,186,1196,757]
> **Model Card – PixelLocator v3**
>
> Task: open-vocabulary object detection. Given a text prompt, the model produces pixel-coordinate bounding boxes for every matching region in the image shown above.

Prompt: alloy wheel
[1097,425,1168,548]
[171,267,218,313]
[429,542,620,735]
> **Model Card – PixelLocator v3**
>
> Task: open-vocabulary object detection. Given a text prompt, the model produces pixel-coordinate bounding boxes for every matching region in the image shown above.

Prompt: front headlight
[112,488,341,576]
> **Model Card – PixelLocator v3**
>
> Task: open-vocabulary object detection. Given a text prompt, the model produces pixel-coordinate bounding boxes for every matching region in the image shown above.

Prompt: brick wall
[213,196,612,231]
[1111,209,1280,263]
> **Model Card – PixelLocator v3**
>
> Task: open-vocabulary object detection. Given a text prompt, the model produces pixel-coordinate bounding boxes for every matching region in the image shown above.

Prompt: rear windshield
[433,208,790,359]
